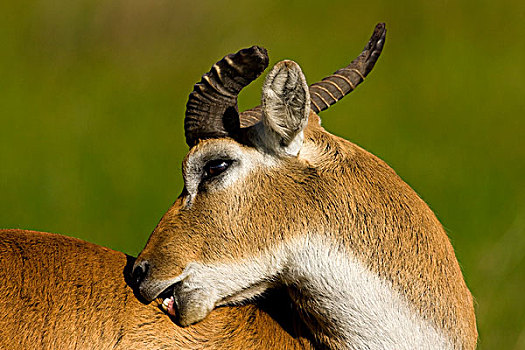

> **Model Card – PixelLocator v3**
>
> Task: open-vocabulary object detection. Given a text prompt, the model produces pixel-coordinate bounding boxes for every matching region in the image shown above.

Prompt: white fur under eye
[182,140,278,203]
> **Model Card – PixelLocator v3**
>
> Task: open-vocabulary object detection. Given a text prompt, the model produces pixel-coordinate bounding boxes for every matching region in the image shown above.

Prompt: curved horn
[309,23,386,113]
[185,46,269,147]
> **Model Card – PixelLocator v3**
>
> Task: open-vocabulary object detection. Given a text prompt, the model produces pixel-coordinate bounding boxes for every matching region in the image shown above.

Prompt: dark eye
[203,159,233,179]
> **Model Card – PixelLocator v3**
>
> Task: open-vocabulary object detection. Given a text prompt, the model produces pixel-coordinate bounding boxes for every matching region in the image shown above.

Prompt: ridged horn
[185,46,269,147]
[309,23,386,113]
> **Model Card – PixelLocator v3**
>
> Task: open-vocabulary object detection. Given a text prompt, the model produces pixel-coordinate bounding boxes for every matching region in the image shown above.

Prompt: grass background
[1,0,523,348]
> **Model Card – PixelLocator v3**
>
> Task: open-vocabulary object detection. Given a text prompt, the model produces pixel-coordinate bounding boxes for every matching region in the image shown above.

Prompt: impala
[133,23,477,349]
[1,23,476,349]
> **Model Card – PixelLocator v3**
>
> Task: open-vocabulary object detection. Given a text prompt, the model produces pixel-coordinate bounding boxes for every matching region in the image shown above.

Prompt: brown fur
[138,113,477,349]
[0,229,314,349]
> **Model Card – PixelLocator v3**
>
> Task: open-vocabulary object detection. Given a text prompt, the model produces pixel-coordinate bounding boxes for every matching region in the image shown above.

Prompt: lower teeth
[161,298,171,311]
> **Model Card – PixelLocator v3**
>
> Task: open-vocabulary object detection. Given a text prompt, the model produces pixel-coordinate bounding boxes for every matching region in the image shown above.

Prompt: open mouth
[158,283,178,317]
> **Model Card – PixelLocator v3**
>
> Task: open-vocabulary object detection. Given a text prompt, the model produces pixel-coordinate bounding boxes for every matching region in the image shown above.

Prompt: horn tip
[372,23,387,42]
[237,45,270,74]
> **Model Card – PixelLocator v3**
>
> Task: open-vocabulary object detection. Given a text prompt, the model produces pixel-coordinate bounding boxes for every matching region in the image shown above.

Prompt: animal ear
[260,60,310,156]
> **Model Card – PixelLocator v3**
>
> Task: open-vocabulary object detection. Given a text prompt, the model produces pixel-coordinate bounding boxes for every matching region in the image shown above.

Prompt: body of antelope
[1,23,477,349]
[0,229,314,349]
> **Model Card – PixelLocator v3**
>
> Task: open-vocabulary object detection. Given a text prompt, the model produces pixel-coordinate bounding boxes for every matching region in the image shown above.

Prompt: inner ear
[261,60,310,156]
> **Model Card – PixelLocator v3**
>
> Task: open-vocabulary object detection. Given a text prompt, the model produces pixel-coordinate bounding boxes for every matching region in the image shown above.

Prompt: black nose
[132,261,149,287]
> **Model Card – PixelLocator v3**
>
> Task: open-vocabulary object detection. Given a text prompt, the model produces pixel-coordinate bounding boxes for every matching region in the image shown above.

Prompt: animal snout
[131,260,149,288]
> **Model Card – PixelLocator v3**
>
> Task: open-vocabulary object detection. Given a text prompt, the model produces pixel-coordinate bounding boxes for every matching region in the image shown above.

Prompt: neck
[169,234,456,349]
[279,236,453,349]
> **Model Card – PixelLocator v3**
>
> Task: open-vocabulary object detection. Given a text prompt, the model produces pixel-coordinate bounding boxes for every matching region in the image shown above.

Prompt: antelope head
[133,23,477,349]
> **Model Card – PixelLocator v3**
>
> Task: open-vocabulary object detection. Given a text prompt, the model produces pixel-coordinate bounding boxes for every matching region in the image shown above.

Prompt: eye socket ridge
[203,159,234,179]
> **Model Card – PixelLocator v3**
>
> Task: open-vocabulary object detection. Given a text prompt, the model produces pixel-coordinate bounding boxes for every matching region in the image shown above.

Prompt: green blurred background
[1,0,523,348]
